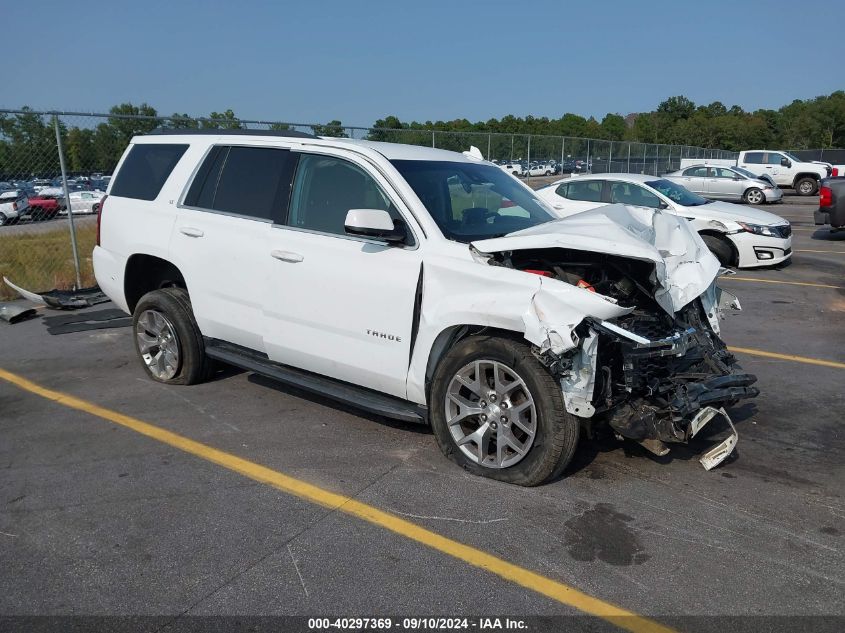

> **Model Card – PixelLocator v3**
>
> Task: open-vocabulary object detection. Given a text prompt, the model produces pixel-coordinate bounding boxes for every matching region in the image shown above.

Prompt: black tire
[0,212,7,226]
[743,187,764,205]
[429,335,579,486]
[795,177,818,196]
[92,203,100,214]
[132,287,212,385]
[701,234,734,267]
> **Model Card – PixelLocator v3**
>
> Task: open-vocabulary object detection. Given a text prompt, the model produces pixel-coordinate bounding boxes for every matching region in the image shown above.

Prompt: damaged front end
[472,204,759,470]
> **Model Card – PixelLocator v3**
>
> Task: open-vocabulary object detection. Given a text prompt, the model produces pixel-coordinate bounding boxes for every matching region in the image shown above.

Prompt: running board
[204,339,428,425]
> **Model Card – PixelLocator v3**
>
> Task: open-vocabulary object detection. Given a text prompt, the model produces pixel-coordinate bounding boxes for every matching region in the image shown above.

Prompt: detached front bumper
[591,317,758,470]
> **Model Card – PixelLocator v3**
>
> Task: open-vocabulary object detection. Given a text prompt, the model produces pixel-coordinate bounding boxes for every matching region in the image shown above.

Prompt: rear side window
[554,183,568,197]
[744,152,764,164]
[110,144,188,200]
[566,180,603,202]
[184,146,296,221]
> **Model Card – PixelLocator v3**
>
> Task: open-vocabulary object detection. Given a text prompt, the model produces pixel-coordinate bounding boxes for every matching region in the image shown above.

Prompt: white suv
[94,130,759,485]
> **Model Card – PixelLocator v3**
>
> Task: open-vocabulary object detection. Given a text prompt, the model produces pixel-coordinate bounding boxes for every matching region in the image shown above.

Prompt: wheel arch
[698,229,738,266]
[124,254,187,313]
[792,172,820,188]
[423,324,526,401]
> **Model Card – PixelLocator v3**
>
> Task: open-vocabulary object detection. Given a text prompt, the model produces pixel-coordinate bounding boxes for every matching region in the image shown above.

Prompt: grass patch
[0,223,97,301]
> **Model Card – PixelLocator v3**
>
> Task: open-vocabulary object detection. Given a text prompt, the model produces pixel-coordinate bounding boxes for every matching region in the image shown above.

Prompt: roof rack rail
[146,127,318,139]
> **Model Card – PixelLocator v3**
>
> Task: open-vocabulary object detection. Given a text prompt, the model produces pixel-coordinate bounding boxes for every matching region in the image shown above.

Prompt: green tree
[311,120,348,137]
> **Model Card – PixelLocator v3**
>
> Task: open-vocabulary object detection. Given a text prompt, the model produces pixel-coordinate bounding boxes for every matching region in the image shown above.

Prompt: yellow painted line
[0,367,677,633]
[728,347,845,369]
[722,277,843,290]
[796,249,845,254]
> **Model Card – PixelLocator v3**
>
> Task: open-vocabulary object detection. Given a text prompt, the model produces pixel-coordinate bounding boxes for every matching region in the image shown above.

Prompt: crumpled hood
[472,203,720,315]
[689,200,789,226]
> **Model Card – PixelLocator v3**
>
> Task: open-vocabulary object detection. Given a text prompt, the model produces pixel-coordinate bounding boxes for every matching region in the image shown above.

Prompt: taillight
[833,168,839,177]
[12,202,17,211]
[96,194,107,246]
[576,279,597,293]
[819,186,832,208]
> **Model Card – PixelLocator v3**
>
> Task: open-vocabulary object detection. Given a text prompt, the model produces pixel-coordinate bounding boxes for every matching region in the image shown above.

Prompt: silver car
[664,164,782,204]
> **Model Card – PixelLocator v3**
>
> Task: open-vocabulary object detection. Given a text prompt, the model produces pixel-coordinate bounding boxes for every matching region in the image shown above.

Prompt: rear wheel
[701,234,734,267]
[132,287,212,385]
[0,212,7,226]
[795,177,818,196]
[743,188,764,205]
[430,336,579,486]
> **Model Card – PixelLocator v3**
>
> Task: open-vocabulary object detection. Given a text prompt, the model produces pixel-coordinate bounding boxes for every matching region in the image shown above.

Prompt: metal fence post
[431,130,435,148]
[627,143,631,173]
[53,115,82,289]
[526,135,531,181]
[487,133,491,161]
[607,143,613,173]
[586,139,591,173]
[510,135,514,161]
[561,137,565,171]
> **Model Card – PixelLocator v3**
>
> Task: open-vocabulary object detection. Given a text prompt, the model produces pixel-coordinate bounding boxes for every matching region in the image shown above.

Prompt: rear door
[548,179,606,215]
[679,166,708,194]
[739,152,766,179]
[171,144,297,352]
[262,148,423,398]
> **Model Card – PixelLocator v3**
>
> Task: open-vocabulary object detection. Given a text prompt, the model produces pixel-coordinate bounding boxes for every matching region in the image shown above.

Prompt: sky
[3,0,842,127]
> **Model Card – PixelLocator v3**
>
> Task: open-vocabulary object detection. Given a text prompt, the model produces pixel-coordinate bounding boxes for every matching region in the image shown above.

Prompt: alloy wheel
[135,309,181,380]
[444,359,537,468]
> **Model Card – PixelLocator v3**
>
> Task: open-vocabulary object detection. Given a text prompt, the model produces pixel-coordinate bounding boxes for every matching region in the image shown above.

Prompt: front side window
[288,154,401,236]
[766,153,785,165]
[554,183,568,197]
[609,182,662,208]
[111,143,188,201]
[184,145,295,221]
[683,167,708,177]
[391,160,555,243]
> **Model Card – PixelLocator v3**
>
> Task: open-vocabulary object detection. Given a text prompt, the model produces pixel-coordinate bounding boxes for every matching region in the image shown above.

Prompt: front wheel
[795,177,818,196]
[0,212,7,226]
[701,234,734,267]
[743,188,764,205]
[430,336,579,486]
[132,287,212,385]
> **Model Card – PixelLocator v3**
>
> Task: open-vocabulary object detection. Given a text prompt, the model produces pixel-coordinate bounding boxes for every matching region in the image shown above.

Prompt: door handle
[271,250,304,263]
[179,227,204,238]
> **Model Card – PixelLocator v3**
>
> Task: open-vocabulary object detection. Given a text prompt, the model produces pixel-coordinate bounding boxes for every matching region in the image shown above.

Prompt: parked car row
[0,187,105,226]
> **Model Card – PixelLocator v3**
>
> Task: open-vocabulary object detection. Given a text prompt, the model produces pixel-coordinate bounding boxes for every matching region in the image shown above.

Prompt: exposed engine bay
[488,247,759,468]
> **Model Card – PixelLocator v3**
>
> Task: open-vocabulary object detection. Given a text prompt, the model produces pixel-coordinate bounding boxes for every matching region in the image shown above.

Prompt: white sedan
[536,173,792,268]
[54,190,106,215]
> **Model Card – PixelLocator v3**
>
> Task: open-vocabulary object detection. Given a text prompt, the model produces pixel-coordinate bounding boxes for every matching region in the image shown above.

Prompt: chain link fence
[1,108,740,300]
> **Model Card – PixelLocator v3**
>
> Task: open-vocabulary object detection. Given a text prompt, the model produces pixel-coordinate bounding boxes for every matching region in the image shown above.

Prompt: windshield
[645,179,710,207]
[733,166,758,179]
[783,151,803,163]
[391,160,556,242]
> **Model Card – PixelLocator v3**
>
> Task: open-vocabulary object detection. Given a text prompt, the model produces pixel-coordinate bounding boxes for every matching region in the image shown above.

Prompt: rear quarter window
[110,143,188,201]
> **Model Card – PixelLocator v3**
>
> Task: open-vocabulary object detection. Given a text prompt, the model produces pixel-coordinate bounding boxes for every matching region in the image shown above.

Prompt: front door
[705,167,743,200]
[263,150,422,398]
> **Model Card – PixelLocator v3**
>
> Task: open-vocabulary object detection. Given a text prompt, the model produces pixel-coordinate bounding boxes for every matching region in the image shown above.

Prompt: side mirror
[344,209,406,243]
[780,157,791,167]
[658,201,670,210]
